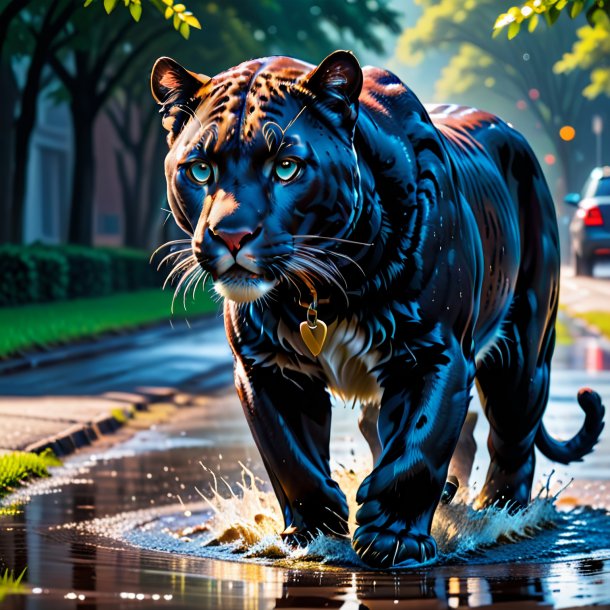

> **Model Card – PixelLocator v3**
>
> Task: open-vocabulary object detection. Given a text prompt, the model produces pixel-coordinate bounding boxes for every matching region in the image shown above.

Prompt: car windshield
[594,177,610,197]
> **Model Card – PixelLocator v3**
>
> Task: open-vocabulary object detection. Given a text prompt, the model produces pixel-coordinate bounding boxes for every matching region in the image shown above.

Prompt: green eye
[188,161,213,185]
[274,159,300,182]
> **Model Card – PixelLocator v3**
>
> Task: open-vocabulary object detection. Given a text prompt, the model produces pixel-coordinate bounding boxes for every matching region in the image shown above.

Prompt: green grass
[0,288,217,359]
[0,449,61,499]
[569,310,610,340]
[0,568,27,603]
[555,317,574,345]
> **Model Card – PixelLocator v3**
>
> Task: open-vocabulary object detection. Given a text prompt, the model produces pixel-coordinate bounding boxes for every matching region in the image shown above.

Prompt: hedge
[0,246,38,306]
[0,244,163,307]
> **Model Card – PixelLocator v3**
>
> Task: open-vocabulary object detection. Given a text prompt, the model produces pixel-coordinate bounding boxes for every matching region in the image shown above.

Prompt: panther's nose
[208,226,260,256]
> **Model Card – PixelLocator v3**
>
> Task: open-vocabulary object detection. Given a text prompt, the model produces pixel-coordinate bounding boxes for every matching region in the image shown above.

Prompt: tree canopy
[84,0,201,39]
[396,0,607,193]
[2,0,402,245]
[494,0,610,98]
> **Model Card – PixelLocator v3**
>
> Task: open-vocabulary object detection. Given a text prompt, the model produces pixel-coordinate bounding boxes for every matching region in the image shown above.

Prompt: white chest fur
[275,316,385,405]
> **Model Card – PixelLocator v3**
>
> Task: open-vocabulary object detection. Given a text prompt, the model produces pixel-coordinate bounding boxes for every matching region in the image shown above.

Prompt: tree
[396,0,607,193]
[1,0,199,244]
[8,1,78,243]
[84,0,201,39]
[47,6,177,244]
[106,0,402,248]
[494,0,610,98]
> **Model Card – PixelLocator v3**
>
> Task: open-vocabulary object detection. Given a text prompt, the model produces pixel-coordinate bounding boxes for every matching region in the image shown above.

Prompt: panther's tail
[535,388,605,465]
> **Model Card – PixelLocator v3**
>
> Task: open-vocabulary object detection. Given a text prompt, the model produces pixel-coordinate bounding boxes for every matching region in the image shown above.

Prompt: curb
[0,361,234,460]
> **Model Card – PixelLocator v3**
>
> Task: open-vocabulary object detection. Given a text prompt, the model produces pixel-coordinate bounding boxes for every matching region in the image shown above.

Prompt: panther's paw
[352,524,437,569]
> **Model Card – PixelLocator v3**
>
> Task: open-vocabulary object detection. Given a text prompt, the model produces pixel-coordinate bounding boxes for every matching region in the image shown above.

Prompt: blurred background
[2,4,610,607]
[0,0,608,356]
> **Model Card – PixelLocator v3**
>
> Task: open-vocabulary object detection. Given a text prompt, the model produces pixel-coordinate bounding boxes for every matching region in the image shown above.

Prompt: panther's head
[151,51,363,303]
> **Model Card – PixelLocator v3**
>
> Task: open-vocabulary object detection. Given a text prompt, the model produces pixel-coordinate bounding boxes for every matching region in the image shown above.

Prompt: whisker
[155,247,192,271]
[163,256,196,290]
[171,263,199,314]
[286,254,350,306]
[293,235,374,247]
[184,266,203,306]
[296,244,366,277]
[150,238,192,262]
[192,267,207,300]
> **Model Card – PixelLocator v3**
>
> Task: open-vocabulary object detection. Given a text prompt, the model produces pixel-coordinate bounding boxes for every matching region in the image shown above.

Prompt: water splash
[65,462,574,569]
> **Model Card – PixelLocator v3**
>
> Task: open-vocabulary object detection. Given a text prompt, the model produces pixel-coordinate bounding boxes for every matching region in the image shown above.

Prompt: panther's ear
[305,50,363,105]
[151,57,210,143]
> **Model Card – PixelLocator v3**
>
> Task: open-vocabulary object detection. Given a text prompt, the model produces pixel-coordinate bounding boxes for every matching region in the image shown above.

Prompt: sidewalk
[0,316,233,457]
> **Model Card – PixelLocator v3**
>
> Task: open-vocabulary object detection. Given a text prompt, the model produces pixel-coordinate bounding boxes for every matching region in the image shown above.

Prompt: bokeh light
[559,125,576,141]
[516,100,527,110]
[544,153,556,165]
[528,88,540,100]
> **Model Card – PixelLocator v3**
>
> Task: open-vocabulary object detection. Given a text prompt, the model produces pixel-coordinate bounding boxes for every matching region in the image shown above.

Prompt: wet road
[0,318,232,397]
[1,305,610,608]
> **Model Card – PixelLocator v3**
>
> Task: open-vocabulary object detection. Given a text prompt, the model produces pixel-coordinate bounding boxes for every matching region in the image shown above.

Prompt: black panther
[151,51,605,568]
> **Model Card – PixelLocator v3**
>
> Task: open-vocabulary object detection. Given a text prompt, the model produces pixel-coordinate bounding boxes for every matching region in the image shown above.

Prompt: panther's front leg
[233,354,349,544]
[353,336,474,568]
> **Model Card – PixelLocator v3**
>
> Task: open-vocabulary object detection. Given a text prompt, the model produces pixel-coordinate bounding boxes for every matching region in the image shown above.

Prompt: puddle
[1,388,610,608]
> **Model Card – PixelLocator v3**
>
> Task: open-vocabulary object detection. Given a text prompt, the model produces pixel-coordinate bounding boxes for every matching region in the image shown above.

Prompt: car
[567,166,610,276]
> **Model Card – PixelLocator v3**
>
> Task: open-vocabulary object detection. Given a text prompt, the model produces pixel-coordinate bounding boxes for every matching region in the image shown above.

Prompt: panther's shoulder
[359,66,424,121]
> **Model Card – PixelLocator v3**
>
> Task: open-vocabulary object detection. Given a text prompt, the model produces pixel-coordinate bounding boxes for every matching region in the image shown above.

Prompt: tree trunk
[0,58,17,243]
[116,148,140,247]
[143,132,169,249]
[9,33,56,242]
[68,96,96,245]
[8,1,75,243]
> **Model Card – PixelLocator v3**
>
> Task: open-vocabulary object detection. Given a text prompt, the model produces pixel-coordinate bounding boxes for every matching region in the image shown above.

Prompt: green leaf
[129,2,142,21]
[173,12,180,29]
[545,6,561,24]
[183,13,201,28]
[508,6,522,20]
[173,3,186,12]
[103,0,118,13]
[164,6,173,19]
[507,20,521,39]
[493,12,508,29]
[179,20,190,38]
[83,0,94,7]
[528,13,539,31]
[570,0,585,18]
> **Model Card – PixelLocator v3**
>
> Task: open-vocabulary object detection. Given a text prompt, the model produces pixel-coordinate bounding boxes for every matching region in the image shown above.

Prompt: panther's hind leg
[358,401,382,464]
[474,288,558,511]
[359,402,478,490]
[474,128,561,511]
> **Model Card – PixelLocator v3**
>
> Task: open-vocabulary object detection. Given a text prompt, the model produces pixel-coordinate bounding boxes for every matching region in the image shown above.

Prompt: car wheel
[574,253,594,277]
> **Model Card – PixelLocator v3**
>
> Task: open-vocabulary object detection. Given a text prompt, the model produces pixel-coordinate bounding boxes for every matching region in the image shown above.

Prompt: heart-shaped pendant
[299,320,327,357]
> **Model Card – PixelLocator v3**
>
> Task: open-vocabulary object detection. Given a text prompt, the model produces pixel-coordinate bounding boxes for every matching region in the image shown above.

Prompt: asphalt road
[0,317,233,397]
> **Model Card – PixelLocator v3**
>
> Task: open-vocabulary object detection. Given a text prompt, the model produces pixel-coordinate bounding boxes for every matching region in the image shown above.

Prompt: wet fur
[152,53,605,569]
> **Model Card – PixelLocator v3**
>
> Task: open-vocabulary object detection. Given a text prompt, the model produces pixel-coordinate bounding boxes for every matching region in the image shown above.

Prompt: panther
[151,50,605,569]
